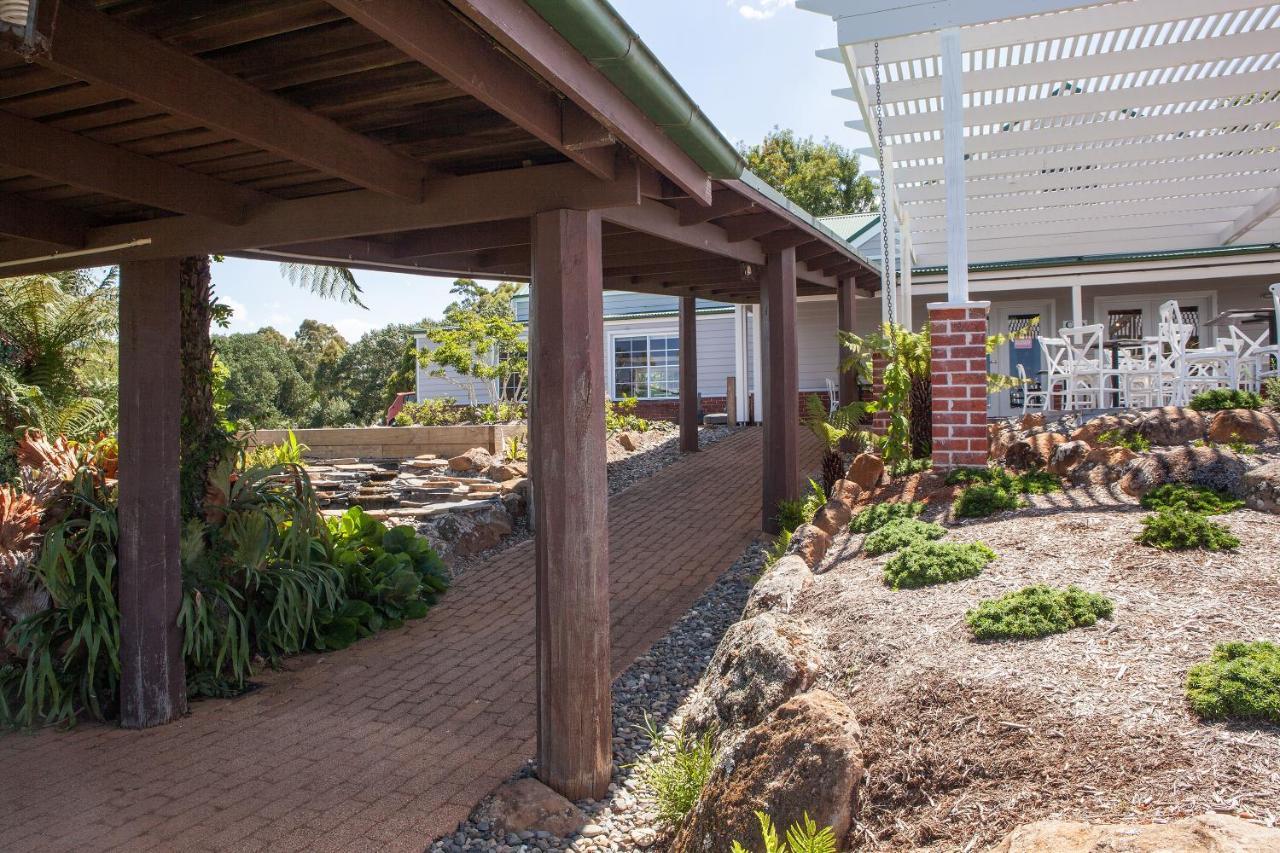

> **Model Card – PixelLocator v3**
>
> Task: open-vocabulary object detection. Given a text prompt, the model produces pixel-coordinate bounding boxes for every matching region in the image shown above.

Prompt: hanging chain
[873,40,895,329]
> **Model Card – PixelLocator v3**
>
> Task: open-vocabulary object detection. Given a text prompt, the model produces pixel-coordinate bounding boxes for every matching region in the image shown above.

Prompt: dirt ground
[802,480,1280,851]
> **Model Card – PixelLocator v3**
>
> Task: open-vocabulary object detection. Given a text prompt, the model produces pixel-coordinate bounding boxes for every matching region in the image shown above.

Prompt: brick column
[929,301,991,471]
[869,353,889,435]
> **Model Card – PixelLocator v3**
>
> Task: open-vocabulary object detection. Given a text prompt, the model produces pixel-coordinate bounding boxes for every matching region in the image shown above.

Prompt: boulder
[1068,446,1139,487]
[1207,409,1280,445]
[1020,412,1046,431]
[685,613,823,737]
[1119,446,1249,498]
[473,777,586,838]
[788,523,830,568]
[989,424,1018,462]
[846,453,885,491]
[671,691,862,853]
[448,447,494,473]
[1070,414,1137,447]
[829,479,862,509]
[1243,460,1280,514]
[486,460,528,482]
[744,555,812,618]
[988,814,1280,853]
[812,497,853,537]
[1047,440,1090,477]
[1005,432,1067,470]
[617,431,640,452]
[1134,406,1207,446]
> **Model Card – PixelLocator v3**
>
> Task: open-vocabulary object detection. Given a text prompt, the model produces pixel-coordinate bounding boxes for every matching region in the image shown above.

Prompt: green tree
[334,324,418,425]
[215,329,313,427]
[741,128,875,216]
[418,280,528,405]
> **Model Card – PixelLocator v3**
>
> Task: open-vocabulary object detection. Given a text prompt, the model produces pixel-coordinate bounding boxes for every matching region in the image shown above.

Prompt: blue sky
[216,0,860,340]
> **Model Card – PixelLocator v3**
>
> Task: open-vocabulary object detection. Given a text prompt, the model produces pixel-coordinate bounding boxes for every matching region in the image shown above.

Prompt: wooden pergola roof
[0,0,880,302]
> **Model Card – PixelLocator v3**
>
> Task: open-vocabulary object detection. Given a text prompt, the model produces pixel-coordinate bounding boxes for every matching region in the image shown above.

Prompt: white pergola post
[1071,284,1084,328]
[733,304,750,424]
[881,145,897,325]
[751,304,764,423]
[900,211,914,329]
[940,27,968,304]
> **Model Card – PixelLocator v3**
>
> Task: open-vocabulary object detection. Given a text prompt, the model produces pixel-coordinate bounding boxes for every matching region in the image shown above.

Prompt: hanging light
[0,0,29,27]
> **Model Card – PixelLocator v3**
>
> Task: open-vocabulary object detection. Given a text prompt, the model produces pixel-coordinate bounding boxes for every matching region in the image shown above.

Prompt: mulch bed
[805,482,1280,850]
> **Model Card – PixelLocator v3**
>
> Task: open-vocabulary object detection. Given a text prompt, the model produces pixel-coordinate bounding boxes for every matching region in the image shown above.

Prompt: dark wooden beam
[0,110,268,224]
[826,261,862,277]
[332,0,616,181]
[530,208,612,801]
[117,257,186,728]
[450,0,714,204]
[760,247,799,535]
[0,191,92,248]
[603,200,765,265]
[393,219,531,259]
[837,277,858,407]
[28,1,428,201]
[673,189,755,225]
[809,252,847,272]
[721,213,789,243]
[603,258,735,277]
[615,266,745,286]
[679,296,699,453]
[796,241,834,263]
[759,232,815,253]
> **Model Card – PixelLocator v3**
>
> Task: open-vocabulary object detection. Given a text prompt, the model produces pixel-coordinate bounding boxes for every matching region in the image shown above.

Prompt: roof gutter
[524,0,745,180]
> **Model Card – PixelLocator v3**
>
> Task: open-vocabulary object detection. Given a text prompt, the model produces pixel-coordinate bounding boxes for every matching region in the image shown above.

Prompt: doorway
[991,300,1054,418]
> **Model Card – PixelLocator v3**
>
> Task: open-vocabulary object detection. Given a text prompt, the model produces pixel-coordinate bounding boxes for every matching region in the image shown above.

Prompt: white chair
[1016,363,1048,415]
[1038,336,1071,410]
[1058,324,1110,410]
[1227,325,1272,392]
[824,377,838,413]
[1260,283,1280,387]
[1159,300,1235,404]
[1114,340,1162,409]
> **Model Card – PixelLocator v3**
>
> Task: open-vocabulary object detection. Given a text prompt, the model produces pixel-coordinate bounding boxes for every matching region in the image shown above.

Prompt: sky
[216,0,862,340]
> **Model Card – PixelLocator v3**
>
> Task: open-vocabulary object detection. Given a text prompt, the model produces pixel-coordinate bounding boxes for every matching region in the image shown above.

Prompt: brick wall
[929,302,991,470]
[869,353,889,435]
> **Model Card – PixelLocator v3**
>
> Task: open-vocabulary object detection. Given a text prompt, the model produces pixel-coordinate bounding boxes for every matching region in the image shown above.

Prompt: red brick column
[869,353,889,435]
[929,301,991,470]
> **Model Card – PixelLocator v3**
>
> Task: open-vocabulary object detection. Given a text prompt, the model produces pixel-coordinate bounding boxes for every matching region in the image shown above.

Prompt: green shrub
[889,457,932,478]
[732,812,837,853]
[605,396,650,432]
[1186,641,1280,724]
[635,714,716,826]
[1136,508,1239,551]
[1265,376,1280,404]
[953,482,1022,518]
[776,480,826,534]
[965,585,1114,640]
[1140,484,1243,515]
[244,428,308,468]
[1188,388,1262,412]
[1098,429,1150,453]
[883,541,996,589]
[862,517,945,557]
[946,466,1060,494]
[850,500,924,533]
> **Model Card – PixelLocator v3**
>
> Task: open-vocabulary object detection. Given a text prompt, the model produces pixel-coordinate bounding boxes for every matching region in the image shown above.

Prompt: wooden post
[837,276,858,407]
[725,376,738,428]
[760,247,799,534]
[118,258,186,728]
[529,209,611,801]
[679,295,698,452]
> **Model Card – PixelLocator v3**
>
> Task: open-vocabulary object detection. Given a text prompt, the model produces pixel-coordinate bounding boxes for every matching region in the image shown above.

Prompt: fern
[732,812,837,853]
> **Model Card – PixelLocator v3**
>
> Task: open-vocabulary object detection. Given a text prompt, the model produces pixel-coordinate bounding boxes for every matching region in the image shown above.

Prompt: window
[613,333,679,399]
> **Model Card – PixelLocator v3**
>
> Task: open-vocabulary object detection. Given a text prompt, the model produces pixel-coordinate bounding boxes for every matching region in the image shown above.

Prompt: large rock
[617,431,640,452]
[1207,409,1280,445]
[1047,440,1090,477]
[812,496,854,537]
[1243,460,1280,514]
[1070,413,1138,447]
[988,814,1280,853]
[672,691,862,853]
[486,460,528,482]
[1119,446,1249,498]
[1068,446,1139,487]
[989,423,1018,462]
[788,523,830,568]
[744,554,812,618]
[846,453,885,490]
[1020,412,1046,431]
[685,614,823,737]
[1134,406,1207,446]
[473,777,586,838]
[1005,432,1066,470]
[449,446,494,473]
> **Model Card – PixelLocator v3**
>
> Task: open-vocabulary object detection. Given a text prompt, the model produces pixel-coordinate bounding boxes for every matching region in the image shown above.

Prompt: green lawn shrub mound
[949,466,1061,519]
[862,517,945,557]
[1140,483,1244,515]
[883,541,996,589]
[1137,507,1240,551]
[1186,641,1280,725]
[965,584,1114,641]
[953,482,1022,518]
[850,500,924,533]
[1188,388,1262,412]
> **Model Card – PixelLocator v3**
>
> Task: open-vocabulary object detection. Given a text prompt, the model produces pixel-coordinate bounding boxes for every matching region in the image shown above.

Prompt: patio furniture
[1016,363,1048,415]
[1159,300,1236,405]
[1058,324,1114,410]
[824,376,838,413]
[1260,283,1280,386]
[1038,336,1071,410]
[1104,338,1161,408]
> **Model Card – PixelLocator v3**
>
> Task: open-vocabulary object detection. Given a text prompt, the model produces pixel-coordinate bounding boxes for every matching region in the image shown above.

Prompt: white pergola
[800,0,1280,307]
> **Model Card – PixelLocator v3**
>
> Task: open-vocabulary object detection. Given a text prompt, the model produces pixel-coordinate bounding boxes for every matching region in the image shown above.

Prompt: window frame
[606,326,682,401]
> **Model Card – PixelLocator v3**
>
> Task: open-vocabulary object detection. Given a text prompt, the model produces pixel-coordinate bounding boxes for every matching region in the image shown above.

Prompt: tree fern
[278,263,366,308]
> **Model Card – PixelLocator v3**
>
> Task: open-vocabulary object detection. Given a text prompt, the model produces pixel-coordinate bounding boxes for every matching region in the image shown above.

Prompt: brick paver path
[1,427,820,852]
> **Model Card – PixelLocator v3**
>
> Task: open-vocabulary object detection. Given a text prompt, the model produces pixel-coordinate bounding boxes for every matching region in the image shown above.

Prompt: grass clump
[1136,508,1239,551]
[1140,483,1243,515]
[776,479,826,533]
[849,500,924,533]
[965,584,1114,641]
[1098,429,1150,453]
[862,517,945,557]
[1186,641,1280,725]
[1188,388,1262,412]
[634,714,716,826]
[883,540,996,589]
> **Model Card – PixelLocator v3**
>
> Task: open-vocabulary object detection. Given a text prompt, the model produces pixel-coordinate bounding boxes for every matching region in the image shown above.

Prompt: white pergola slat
[803,0,1280,267]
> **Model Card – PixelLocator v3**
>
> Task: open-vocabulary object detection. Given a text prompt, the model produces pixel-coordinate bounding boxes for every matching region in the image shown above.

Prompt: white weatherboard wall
[413,333,504,405]
[603,312,737,400]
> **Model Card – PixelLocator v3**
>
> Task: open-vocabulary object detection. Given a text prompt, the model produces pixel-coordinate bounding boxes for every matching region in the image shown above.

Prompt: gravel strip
[429,541,769,853]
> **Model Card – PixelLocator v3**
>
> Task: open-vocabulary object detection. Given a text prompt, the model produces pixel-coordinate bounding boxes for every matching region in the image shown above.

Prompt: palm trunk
[179,256,227,519]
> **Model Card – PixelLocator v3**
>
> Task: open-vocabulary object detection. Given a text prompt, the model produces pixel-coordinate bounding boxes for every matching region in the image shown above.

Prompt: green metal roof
[911,242,1280,276]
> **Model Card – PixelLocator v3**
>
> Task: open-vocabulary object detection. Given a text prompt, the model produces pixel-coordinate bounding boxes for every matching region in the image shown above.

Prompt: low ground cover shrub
[635,714,716,826]
[883,540,996,589]
[1137,507,1239,551]
[1188,388,1262,412]
[953,482,1021,518]
[776,479,826,534]
[1140,483,1243,515]
[394,399,526,426]
[849,500,923,533]
[732,812,837,853]
[965,584,1114,640]
[605,396,650,432]
[950,466,1060,519]
[1098,429,1150,453]
[862,517,945,557]
[1265,376,1280,404]
[889,457,932,478]
[1186,641,1280,725]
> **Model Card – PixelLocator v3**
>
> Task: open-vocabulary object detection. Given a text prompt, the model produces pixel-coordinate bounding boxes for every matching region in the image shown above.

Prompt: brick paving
[0,427,819,853]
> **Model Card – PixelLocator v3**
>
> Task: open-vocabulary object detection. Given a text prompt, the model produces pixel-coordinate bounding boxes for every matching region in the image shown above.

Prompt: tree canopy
[740,128,876,217]
[418,280,527,405]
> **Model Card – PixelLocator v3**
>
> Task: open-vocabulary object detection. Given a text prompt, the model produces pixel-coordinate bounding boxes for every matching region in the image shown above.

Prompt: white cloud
[221,298,251,332]
[732,0,794,21]
[334,317,376,341]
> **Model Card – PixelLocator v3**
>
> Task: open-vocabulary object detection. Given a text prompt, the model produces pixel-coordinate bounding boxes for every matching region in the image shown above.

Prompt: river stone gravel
[428,541,770,853]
